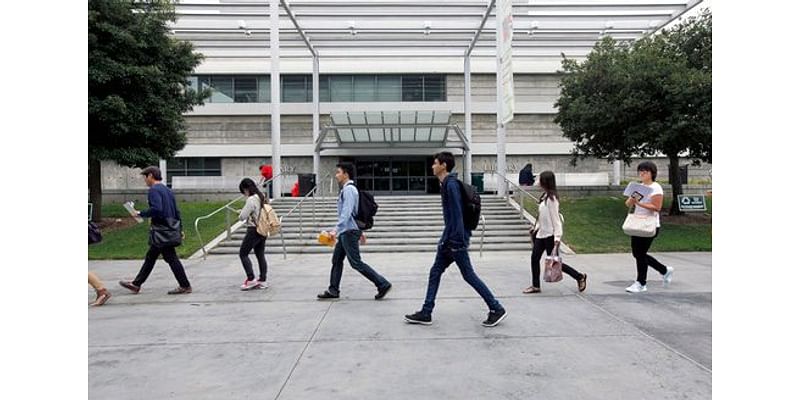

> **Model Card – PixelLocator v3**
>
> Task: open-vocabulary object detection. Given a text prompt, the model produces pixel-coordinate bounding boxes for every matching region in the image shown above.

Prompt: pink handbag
[544,244,564,283]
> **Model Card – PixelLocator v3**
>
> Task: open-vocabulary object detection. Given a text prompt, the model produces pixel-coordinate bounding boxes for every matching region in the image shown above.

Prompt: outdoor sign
[498,0,514,124]
[677,195,707,212]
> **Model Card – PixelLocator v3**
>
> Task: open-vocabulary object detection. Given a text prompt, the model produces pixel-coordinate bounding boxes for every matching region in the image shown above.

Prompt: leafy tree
[555,10,711,215]
[89,0,208,221]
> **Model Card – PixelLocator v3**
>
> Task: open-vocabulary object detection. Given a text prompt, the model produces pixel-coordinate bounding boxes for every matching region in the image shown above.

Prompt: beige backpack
[256,202,281,237]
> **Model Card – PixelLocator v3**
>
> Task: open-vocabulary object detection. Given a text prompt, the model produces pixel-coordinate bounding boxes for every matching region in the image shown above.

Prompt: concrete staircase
[208,195,533,255]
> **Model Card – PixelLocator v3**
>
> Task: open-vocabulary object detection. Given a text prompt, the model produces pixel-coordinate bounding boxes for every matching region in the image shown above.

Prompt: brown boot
[91,288,111,306]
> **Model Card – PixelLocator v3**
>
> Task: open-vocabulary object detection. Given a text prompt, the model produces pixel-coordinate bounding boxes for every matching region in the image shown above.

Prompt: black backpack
[345,182,379,230]
[457,180,482,231]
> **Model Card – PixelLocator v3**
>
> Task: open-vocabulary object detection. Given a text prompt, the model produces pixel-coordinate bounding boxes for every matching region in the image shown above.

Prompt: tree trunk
[89,159,103,222]
[668,155,684,216]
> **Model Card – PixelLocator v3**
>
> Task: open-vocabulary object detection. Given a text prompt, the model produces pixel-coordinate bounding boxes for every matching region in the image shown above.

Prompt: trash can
[680,165,689,185]
[470,172,485,193]
[298,173,316,196]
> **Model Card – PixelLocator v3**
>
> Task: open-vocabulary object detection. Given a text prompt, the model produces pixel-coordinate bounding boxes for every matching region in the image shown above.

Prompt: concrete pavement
[89,250,711,399]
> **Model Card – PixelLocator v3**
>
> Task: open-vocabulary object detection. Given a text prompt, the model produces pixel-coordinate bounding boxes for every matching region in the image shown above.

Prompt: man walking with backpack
[317,163,392,300]
[405,152,507,327]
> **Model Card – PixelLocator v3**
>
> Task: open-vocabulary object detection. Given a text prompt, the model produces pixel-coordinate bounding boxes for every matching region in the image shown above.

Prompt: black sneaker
[317,290,340,300]
[482,308,507,327]
[404,311,432,325]
[375,283,392,300]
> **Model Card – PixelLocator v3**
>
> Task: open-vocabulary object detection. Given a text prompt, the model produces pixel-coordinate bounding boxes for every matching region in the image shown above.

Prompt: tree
[554,10,711,215]
[89,0,208,221]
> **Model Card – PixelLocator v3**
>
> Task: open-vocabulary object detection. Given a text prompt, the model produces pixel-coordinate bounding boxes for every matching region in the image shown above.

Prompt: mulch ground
[95,217,140,232]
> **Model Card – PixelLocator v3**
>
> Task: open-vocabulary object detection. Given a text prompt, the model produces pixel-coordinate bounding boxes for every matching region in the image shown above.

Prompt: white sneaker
[240,279,260,291]
[625,281,647,293]
[663,266,674,288]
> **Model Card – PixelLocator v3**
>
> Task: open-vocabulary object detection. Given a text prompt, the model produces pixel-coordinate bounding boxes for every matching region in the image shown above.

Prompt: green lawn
[523,195,712,254]
[89,199,245,260]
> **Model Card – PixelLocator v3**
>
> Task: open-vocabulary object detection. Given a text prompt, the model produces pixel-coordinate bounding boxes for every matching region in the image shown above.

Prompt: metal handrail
[273,173,333,259]
[194,173,284,259]
[489,171,542,221]
[479,214,486,258]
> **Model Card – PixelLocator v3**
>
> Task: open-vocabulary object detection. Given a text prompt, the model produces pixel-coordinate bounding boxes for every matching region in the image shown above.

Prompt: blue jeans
[328,230,390,295]
[421,245,503,316]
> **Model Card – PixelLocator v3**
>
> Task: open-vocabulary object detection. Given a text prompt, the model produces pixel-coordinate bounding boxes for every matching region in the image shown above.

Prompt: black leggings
[631,228,668,285]
[530,236,583,288]
[240,227,268,281]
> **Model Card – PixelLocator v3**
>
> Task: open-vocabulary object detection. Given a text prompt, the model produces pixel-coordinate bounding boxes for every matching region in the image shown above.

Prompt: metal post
[464,57,473,185]
[270,0,282,199]
[313,55,321,190]
[495,9,508,198]
[299,201,304,236]
[225,207,231,239]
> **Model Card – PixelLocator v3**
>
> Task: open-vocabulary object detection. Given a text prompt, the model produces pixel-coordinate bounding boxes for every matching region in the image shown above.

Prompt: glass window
[319,75,331,102]
[354,75,376,102]
[257,76,270,102]
[234,76,258,103]
[377,75,401,102]
[165,158,221,186]
[409,161,426,177]
[187,76,199,92]
[402,75,424,101]
[282,75,308,103]
[423,75,446,101]
[210,76,234,103]
[330,75,354,102]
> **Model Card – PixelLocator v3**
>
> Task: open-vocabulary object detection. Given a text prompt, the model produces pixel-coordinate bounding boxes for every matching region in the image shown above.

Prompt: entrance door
[353,158,432,195]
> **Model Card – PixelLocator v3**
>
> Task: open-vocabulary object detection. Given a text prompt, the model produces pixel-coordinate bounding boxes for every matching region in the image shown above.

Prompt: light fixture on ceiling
[348,20,357,36]
[528,21,539,36]
[423,21,432,36]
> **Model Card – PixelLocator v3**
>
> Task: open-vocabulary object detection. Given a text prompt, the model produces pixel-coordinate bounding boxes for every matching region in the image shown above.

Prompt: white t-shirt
[633,181,663,227]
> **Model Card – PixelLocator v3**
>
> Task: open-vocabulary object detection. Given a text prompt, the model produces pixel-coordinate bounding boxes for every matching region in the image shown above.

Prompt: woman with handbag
[524,171,587,294]
[236,178,269,291]
[623,161,674,293]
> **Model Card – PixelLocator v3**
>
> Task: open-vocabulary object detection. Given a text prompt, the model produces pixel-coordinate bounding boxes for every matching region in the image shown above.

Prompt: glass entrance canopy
[316,110,468,151]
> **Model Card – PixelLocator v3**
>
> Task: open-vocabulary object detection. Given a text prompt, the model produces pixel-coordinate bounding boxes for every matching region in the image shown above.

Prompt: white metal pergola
[170,0,703,197]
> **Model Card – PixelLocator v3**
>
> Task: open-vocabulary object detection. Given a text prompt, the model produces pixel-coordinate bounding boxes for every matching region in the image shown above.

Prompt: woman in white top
[623,161,674,293]
[524,171,587,294]
[237,178,269,291]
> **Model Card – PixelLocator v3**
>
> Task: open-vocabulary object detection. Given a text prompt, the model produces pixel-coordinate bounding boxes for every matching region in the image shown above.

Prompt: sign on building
[677,195,707,212]
[498,0,514,124]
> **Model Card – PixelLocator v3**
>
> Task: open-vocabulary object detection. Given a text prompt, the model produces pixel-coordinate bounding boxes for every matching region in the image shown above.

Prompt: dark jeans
[133,245,191,288]
[421,245,503,316]
[531,236,583,288]
[240,227,268,281]
[328,230,390,295]
[631,228,668,285]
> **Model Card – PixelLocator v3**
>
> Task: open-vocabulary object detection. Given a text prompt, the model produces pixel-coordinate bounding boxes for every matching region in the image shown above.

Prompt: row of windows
[188,74,447,103]
[165,157,221,186]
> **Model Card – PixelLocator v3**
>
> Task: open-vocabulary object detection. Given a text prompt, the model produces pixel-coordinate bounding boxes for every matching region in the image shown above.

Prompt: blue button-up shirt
[335,180,360,236]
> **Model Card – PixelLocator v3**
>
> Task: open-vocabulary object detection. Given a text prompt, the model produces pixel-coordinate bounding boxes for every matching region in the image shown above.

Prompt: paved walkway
[89,250,711,400]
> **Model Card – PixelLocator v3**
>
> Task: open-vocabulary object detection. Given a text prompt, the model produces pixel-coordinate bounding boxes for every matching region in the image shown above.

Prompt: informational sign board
[498,0,514,124]
[677,195,707,212]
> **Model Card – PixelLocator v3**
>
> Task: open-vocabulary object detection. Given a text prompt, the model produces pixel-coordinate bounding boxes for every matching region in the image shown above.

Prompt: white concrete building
[101,0,710,199]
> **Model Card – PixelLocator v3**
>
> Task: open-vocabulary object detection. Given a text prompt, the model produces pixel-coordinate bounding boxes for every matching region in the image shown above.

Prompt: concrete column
[613,159,621,185]
[312,55,320,191]
[495,16,507,196]
[270,0,282,198]
[464,57,472,185]
[159,159,168,184]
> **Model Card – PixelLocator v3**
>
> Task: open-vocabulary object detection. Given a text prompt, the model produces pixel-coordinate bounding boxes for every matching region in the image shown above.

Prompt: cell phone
[632,191,644,201]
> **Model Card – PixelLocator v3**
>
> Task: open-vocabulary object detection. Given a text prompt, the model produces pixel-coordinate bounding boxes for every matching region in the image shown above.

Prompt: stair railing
[193,173,284,259]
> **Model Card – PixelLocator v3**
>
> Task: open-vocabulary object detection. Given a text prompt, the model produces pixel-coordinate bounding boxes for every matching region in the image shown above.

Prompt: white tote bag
[622,209,657,237]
